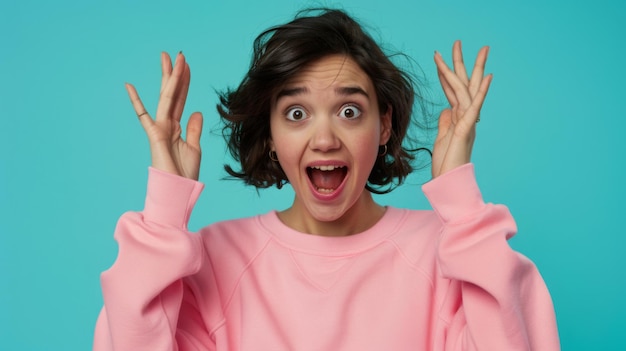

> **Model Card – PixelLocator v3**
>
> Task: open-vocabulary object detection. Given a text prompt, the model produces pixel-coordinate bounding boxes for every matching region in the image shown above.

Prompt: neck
[278,192,386,237]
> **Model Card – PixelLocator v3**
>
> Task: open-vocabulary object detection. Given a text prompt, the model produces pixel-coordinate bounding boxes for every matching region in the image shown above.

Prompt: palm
[431,41,492,178]
[126,52,203,180]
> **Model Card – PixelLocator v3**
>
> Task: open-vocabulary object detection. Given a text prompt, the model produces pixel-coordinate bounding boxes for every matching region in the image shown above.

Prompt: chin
[308,206,348,223]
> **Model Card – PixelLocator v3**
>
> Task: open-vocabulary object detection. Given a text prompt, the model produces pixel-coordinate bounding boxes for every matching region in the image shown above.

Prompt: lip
[306,160,348,168]
[305,160,349,201]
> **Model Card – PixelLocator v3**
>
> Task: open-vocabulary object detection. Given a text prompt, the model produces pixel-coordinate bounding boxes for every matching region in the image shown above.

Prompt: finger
[452,40,469,85]
[468,46,489,98]
[156,52,185,122]
[125,83,153,131]
[464,74,493,124]
[186,112,203,150]
[434,51,472,109]
[437,66,458,107]
[172,62,191,123]
[437,108,453,135]
[160,52,173,95]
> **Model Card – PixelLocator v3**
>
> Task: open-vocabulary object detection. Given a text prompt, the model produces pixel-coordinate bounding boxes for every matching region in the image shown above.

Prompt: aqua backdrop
[1,0,624,349]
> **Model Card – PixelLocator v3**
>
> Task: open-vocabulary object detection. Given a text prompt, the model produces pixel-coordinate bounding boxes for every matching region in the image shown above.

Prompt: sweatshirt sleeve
[93,168,216,351]
[422,164,560,351]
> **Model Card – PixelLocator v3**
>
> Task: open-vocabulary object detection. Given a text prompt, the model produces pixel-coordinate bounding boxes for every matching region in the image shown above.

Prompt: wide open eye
[285,107,308,121]
[339,105,362,119]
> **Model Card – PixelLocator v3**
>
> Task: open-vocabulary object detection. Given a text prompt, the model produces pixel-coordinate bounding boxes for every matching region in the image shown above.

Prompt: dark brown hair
[218,8,431,194]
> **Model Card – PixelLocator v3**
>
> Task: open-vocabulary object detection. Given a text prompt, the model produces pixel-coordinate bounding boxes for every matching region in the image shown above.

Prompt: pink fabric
[94,164,560,350]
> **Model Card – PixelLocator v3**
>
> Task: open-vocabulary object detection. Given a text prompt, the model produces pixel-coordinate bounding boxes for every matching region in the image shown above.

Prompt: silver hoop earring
[378,144,388,157]
[269,150,279,162]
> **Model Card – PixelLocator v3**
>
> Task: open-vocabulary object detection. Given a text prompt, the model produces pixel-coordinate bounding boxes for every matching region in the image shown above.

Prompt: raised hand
[431,41,492,178]
[125,52,203,180]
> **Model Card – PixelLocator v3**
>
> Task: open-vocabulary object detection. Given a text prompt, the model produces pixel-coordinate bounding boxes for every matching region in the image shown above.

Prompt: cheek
[360,143,380,168]
[272,135,301,174]
[352,128,382,167]
[275,141,296,163]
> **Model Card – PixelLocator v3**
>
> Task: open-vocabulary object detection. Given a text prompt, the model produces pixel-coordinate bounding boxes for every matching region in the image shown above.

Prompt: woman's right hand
[125,52,203,180]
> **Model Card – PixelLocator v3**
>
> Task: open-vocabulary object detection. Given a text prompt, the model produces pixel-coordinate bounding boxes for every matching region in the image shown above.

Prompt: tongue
[310,168,345,190]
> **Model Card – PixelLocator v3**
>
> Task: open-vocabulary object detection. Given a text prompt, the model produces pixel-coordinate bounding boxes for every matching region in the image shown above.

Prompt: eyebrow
[275,85,370,101]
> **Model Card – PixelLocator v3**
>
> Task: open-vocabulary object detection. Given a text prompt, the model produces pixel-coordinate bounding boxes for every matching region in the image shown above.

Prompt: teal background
[1,0,624,349]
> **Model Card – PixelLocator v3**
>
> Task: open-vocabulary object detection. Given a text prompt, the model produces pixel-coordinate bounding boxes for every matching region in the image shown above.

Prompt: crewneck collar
[257,206,407,255]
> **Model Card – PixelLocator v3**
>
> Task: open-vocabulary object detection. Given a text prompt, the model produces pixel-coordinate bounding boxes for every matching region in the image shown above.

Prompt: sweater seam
[385,239,435,290]
[287,249,330,293]
[437,202,490,227]
[220,235,273,316]
[437,311,452,326]
[157,293,177,348]
[259,209,409,257]
[208,318,226,340]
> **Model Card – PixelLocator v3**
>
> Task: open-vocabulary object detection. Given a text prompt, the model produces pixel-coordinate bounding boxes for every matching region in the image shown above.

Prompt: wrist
[149,144,181,177]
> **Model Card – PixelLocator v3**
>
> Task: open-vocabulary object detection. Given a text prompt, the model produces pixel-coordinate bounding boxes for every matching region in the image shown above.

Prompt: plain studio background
[1,0,624,349]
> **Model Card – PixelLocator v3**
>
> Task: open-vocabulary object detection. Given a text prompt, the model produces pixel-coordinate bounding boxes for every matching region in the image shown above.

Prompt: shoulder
[386,206,441,241]
[198,213,274,263]
[385,207,442,274]
[186,213,276,305]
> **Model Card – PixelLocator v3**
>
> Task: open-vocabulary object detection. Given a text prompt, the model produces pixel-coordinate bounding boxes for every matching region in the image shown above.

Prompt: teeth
[311,165,345,171]
[316,187,334,193]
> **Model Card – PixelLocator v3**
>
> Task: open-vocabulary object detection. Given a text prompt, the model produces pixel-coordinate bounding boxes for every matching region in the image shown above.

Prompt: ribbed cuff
[143,167,204,229]
[422,163,485,223]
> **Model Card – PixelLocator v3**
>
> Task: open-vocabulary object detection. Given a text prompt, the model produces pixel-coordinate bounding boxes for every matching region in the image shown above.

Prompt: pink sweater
[93,164,560,350]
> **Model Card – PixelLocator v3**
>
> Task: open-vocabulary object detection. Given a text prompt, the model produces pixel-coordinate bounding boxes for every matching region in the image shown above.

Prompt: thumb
[437,108,453,136]
[186,112,203,150]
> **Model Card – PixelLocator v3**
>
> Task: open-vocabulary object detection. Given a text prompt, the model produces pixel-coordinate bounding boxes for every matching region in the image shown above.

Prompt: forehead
[282,55,373,91]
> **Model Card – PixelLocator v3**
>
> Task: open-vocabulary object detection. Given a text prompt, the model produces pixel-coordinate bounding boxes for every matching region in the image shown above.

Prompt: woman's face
[270,55,391,234]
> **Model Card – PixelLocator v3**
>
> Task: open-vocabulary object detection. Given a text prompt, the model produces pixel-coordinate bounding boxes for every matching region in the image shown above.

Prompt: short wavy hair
[218,8,430,194]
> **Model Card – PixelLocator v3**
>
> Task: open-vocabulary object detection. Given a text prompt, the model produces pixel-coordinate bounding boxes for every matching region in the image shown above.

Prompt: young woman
[94,9,560,350]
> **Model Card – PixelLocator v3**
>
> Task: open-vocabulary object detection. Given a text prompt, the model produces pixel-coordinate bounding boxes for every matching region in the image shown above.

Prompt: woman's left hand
[431,40,492,178]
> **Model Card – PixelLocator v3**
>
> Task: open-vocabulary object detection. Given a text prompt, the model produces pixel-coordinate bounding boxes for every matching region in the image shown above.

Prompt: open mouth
[307,165,348,193]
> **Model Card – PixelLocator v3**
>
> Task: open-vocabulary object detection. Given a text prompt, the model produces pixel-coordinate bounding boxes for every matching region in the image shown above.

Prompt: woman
[94,8,560,350]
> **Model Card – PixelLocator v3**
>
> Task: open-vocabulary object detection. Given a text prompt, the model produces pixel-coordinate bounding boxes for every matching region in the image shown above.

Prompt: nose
[308,115,341,152]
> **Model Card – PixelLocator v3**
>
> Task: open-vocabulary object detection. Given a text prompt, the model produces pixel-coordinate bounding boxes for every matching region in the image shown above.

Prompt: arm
[424,164,560,350]
[94,52,214,350]
[428,43,559,349]
[94,168,216,350]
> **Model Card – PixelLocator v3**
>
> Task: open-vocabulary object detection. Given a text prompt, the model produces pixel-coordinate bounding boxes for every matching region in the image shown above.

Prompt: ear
[379,104,392,145]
